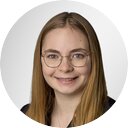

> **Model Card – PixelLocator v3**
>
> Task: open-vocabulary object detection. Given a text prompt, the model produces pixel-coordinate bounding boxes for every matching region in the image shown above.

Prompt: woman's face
[41,27,91,96]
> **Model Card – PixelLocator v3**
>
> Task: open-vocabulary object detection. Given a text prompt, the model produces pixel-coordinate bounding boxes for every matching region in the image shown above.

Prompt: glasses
[41,49,90,68]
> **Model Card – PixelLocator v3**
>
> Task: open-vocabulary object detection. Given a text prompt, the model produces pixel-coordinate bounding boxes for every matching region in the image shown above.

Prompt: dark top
[21,96,115,127]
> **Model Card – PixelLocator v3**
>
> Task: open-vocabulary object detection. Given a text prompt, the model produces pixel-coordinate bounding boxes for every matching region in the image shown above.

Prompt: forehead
[42,27,89,52]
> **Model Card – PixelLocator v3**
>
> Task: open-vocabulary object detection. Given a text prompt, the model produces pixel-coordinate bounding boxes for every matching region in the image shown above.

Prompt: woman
[21,12,115,127]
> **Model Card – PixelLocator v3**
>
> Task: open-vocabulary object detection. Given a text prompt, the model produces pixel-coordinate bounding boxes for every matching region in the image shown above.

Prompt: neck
[54,91,82,115]
[51,91,83,128]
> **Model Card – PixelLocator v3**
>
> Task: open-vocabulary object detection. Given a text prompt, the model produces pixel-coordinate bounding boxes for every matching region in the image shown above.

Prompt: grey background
[0,0,127,109]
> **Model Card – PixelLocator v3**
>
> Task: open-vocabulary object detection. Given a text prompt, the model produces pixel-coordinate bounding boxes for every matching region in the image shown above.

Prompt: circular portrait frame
[0,0,127,127]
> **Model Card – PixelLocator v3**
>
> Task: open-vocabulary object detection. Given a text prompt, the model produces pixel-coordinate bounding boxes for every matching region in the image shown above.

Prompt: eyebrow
[43,48,89,54]
[43,49,60,53]
[70,48,89,53]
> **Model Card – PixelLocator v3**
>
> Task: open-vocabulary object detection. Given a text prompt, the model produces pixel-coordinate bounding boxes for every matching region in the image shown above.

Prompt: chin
[54,85,84,96]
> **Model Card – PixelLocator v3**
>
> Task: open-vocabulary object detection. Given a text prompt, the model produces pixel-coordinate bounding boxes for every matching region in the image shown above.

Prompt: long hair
[26,12,107,126]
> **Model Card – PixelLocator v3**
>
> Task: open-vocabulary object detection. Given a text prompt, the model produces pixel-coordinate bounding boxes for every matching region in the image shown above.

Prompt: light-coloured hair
[26,12,107,126]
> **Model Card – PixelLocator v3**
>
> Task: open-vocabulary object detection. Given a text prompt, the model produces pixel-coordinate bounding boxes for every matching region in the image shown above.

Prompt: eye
[72,53,86,59]
[46,53,59,59]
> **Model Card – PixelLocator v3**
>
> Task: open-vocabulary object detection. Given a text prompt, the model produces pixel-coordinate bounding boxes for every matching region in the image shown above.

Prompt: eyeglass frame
[41,49,91,68]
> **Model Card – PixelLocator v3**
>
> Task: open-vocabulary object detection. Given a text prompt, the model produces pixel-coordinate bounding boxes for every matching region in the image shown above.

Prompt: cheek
[78,61,91,78]
[41,59,55,77]
[79,67,91,77]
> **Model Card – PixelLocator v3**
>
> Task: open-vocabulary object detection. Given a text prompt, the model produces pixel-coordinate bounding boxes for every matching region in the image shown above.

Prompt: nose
[58,57,74,73]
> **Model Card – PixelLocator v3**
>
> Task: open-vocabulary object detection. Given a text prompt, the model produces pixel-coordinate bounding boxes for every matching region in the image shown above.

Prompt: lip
[54,76,78,85]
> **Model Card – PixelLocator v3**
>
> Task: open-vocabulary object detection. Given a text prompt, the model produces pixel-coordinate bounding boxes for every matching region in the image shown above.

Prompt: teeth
[55,77,78,84]
[57,77,78,81]
[60,78,74,81]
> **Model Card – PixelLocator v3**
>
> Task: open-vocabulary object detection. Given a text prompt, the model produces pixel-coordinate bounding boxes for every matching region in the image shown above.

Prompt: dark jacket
[21,96,115,127]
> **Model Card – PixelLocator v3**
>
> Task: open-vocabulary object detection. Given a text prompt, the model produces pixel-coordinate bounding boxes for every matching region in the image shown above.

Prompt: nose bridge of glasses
[59,55,72,66]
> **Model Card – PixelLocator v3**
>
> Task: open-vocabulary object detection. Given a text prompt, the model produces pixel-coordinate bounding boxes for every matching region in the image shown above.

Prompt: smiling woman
[21,12,115,127]
[41,27,91,97]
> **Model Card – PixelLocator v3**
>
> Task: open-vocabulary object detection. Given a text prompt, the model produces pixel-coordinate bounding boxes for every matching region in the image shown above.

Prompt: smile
[54,76,78,85]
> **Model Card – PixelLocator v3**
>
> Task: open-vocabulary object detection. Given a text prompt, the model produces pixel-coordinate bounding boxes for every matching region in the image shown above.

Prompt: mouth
[54,76,79,85]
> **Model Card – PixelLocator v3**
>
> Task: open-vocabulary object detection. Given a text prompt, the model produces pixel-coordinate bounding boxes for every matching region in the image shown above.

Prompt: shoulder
[107,96,115,106]
[20,104,30,114]
[104,96,115,112]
